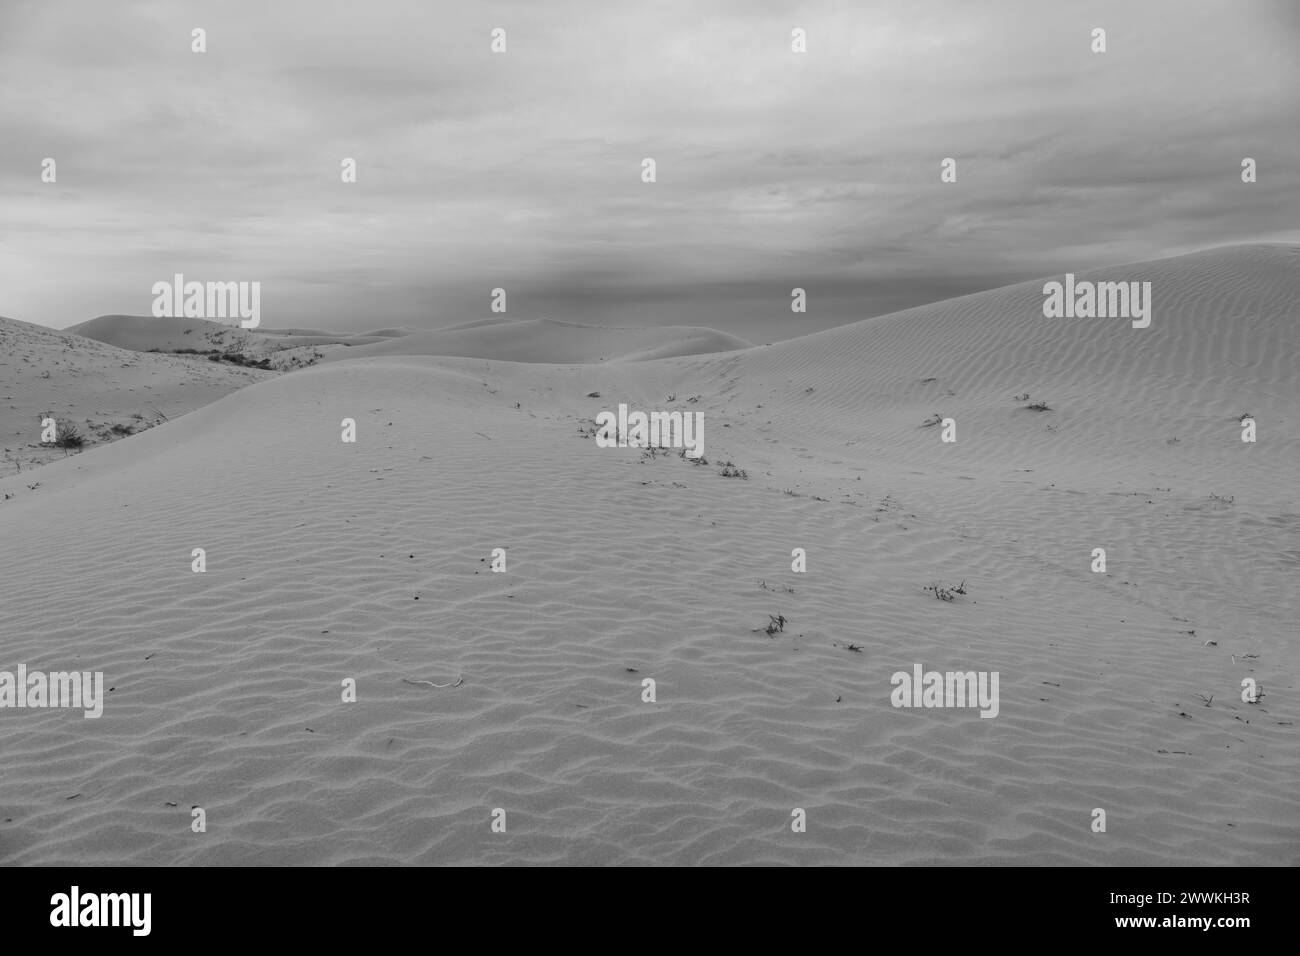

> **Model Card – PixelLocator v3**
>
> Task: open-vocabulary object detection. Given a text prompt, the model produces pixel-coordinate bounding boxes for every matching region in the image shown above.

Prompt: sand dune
[356,327,417,338]
[0,315,273,473]
[68,314,751,367]
[66,314,387,361]
[316,318,754,365]
[1,245,1295,865]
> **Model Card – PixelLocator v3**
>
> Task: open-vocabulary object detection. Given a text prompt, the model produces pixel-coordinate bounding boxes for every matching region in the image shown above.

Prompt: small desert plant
[750,613,787,635]
[1013,392,1030,402]
[586,391,600,398]
[719,461,748,479]
[924,580,966,602]
[109,423,135,436]
[1166,436,1180,445]
[44,418,84,449]
[1025,401,1051,412]
[1209,492,1234,505]
[920,412,943,427]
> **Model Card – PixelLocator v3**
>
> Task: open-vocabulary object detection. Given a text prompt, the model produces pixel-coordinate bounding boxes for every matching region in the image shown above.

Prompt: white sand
[0,244,1295,865]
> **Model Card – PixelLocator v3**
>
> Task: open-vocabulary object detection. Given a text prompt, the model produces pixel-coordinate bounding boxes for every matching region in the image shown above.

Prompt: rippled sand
[1,245,1296,865]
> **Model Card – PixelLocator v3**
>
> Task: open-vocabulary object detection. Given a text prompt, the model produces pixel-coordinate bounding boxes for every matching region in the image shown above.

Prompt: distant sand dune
[316,318,754,365]
[66,314,752,367]
[0,315,273,472]
[1,245,1295,865]
[67,314,389,356]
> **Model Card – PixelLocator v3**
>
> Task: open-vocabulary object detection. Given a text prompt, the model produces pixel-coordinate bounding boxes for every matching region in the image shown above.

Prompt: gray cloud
[1,0,1296,338]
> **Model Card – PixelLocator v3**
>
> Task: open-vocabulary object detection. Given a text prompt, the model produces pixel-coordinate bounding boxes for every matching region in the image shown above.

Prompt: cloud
[0,0,1296,336]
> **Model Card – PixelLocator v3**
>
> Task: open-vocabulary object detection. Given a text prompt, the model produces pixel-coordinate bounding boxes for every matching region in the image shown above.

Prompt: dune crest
[317,317,754,365]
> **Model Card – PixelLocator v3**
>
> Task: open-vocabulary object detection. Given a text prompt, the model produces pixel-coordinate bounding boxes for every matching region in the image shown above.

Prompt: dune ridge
[315,317,754,365]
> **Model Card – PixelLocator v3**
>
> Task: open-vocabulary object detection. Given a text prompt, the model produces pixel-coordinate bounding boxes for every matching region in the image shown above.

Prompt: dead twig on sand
[403,676,464,689]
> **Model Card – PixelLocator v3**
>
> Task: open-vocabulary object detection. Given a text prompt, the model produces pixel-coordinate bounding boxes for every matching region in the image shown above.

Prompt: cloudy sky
[2,0,1297,341]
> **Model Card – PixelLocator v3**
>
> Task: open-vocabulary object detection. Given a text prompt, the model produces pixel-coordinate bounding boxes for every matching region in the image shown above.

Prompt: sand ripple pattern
[1,246,1296,864]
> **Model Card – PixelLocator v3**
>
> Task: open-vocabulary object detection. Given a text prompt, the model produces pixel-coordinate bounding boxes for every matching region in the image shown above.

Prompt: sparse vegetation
[1025,401,1051,412]
[719,461,748,479]
[207,352,272,369]
[42,417,84,449]
[920,412,944,427]
[924,580,967,602]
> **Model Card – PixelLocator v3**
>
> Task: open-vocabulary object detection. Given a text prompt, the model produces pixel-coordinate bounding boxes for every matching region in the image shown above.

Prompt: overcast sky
[2,0,1297,340]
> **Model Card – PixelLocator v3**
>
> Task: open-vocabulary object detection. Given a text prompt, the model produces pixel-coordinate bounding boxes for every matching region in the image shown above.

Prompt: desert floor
[1,244,1296,865]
